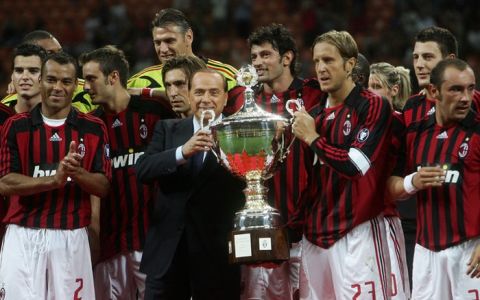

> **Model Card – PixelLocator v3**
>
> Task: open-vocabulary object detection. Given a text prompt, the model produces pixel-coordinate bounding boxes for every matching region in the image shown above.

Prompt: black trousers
[401,218,416,291]
[144,235,240,300]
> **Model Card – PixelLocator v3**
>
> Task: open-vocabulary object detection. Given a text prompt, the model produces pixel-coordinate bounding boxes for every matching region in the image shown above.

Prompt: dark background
[1,0,479,94]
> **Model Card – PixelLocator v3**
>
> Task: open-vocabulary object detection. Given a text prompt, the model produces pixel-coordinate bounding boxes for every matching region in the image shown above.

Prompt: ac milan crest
[343,120,351,136]
[77,142,86,158]
[139,124,148,139]
[458,142,469,158]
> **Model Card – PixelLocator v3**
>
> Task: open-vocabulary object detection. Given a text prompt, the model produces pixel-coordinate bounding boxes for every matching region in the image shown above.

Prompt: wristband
[403,172,418,194]
[141,88,153,97]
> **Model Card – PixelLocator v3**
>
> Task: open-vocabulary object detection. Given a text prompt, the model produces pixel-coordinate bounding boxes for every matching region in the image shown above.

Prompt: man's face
[82,61,112,104]
[164,68,191,115]
[313,42,353,94]
[251,42,286,84]
[368,74,393,102]
[152,25,192,64]
[413,41,444,88]
[189,72,227,121]
[436,66,475,125]
[41,60,77,112]
[35,38,62,54]
[11,55,42,99]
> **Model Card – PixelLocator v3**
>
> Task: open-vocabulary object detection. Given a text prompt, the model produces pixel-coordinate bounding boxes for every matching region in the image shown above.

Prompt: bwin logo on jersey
[444,170,460,183]
[33,165,57,177]
[112,150,145,169]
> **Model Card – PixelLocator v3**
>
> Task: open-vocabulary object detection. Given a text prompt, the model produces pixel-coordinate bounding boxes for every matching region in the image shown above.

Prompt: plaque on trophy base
[228,227,289,264]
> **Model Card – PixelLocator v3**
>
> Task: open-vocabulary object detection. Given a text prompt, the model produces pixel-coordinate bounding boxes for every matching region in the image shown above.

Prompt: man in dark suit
[135,69,245,299]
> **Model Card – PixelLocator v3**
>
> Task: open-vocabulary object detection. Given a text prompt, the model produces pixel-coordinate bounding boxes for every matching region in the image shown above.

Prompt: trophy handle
[200,109,216,131]
[281,99,304,161]
[285,98,303,117]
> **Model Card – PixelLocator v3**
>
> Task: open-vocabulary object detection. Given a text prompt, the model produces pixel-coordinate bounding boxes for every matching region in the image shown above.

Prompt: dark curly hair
[248,23,298,76]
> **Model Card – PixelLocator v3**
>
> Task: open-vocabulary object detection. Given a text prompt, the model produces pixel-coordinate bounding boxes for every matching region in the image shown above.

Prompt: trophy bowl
[210,65,291,264]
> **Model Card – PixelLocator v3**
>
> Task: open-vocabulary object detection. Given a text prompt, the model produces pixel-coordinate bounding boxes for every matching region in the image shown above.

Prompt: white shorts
[411,238,480,300]
[240,242,302,300]
[300,215,391,300]
[94,250,146,300]
[0,224,94,300]
[384,216,410,299]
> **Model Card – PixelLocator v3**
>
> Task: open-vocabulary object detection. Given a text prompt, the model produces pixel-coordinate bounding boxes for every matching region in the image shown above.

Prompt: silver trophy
[209,65,293,264]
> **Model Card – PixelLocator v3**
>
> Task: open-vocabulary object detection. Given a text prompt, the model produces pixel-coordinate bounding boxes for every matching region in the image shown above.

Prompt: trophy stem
[244,179,269,211]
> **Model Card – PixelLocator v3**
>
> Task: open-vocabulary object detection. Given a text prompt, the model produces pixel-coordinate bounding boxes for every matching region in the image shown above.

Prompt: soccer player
[369,63,411,111]
[387,58,480,298]
[0,52,111,299]
[0,102,13,242]
[4,43,46,113]
[405,26,480,124]
[127,8,238,95]
[80,45,175,300]
[162,55,206,118]
[292,30,393,299]
[228,23,322,300]
[369,62,412,299]
[1,30,96,113]
[352,53,370,88]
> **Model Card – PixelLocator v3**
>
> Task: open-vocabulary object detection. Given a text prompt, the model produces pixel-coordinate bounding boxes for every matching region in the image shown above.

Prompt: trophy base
[228,227,289,264]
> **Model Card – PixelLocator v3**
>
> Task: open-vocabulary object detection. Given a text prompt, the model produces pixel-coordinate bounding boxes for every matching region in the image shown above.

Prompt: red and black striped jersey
[0,102,13,237]
[402,111,480,251]
[0,105,111,229]
[92,95,176,260]
[225,78,323,242]
[403,90,480,127]
[224,77,321,116]
[303,85,392,248]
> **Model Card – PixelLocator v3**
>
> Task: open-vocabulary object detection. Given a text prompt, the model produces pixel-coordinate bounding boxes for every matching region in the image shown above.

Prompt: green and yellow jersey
[1,79,97,113]
[127,57,238,91]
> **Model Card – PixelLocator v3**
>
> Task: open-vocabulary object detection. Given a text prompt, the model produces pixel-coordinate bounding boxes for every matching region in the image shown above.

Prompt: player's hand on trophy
[292,108,319,145]
[412,166,445,190]
[181,130,214,159]
[467,243,480,278]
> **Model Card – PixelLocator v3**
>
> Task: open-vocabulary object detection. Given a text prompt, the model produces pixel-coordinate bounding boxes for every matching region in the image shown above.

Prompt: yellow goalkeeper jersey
[127,57,238,91]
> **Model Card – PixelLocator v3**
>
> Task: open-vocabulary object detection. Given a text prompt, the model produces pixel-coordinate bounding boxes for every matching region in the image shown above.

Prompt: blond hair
[370,62,411,110]
[312,30,358,62]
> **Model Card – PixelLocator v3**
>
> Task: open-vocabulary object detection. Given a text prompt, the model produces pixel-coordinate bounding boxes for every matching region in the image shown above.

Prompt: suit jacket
[135,116,245,277]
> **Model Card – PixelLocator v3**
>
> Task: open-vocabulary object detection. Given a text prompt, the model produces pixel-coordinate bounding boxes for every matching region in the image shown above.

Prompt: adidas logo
[112,119,123,128]
[270,94,280,103]
[436,131,448,139]
[427,106,436,116]
[326,112,335,120]
[49,132,62,142]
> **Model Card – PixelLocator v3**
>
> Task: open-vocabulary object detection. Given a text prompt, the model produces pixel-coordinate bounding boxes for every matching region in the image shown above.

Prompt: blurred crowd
[1,0,480,93]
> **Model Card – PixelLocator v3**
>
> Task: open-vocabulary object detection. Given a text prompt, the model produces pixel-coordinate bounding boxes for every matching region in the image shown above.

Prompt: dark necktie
[191,151,204,175]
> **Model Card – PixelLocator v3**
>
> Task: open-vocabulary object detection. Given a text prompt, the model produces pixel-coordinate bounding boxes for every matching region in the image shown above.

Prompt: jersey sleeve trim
[348,147,371,175]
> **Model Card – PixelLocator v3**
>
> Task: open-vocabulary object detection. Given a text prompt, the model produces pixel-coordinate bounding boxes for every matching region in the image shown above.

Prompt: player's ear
[109,71,120,85]
[427,83,439,100]
[391,84,399,97]
[185,29,193,47]
[282,50,294,68]
[346,57,356,77]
